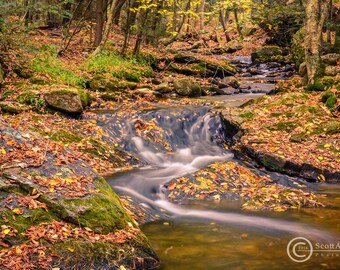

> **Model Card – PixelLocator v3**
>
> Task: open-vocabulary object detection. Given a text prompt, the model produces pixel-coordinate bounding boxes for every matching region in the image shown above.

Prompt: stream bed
[101,98,340,269]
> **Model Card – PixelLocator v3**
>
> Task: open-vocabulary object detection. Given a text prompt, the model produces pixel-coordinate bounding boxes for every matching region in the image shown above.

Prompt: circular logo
[287,237,313,263]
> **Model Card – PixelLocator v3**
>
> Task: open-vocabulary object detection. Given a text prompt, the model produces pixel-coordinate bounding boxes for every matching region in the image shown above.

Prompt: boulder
[321,54,340,66]
[325,66,340,76]
[89,76,137,92]
[218,76,240,89]
[132,88,156,98]
[173,78,201,97]
[155,82,172,94]
[172,54,237,78]
[0,101,29,114]
[44,87,83,113]
[251,46,283,63]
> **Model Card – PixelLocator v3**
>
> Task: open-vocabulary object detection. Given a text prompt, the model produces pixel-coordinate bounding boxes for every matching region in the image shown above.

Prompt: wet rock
[155,82,171,94]
[324,65,340,76]
[239,72,252,77]
[251,46,282,63]
[225,45,243,54]
[44,87,83,114]
[216,87,240,95]
[218,76,240,89]
[0,101,29,113]
[173,78,201,97]
[174,54,200,64]
[321,53,340,66]
[239,83,276,94]
[132,88,156,98]
[283,64,293,72]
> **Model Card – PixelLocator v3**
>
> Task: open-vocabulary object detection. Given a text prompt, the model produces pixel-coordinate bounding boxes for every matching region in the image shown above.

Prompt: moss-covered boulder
[89,76,137,92]
[172,54,236,78]
[0,101,29,113]
[251,46,283,63]
[173,78,201,97]
[44,87,83,113]
[155,82,171,94]
[0,120,160,269]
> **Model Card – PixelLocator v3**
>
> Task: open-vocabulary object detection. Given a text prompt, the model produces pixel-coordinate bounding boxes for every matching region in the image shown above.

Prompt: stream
[101,61,340,269]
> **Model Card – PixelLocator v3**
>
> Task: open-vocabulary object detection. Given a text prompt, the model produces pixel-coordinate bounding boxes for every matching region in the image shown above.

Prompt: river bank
[0,27,339,269]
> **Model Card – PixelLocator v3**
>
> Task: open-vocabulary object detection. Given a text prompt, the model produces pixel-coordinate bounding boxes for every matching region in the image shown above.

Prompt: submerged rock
[173,78,201,97]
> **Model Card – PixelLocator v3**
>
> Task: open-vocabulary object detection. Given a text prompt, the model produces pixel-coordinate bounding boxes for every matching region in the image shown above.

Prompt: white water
[108,108,335,241]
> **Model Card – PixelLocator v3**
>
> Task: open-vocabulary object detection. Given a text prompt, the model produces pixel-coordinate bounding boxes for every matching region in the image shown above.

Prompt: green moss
[325,96,337,110]
[290,133,309,143]
[306,82,328,92]
[61,177,134,234]
[49,130,82,143]
[2,207,55,233]
[239,111,255,120]
[1,90,14,100]
[85,52,153,82]
[16,90,45,108]
[78,89,92,107]
[269,121,298,132]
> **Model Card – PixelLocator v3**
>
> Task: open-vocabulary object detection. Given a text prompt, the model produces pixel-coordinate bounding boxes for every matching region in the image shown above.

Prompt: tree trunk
[304,0,329,84]
[219,8,231,43]
[92,0,116,55]
[199,0,205,31]
[233,6,243,40]
[94,0,104,46]
[113,0,126,25]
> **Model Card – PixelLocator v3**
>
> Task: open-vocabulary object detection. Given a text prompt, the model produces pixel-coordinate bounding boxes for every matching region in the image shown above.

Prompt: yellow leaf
[318,174,326,182]
[324,143,331,148]
[12,208,23,214]
[3,229,10,235]
[1,148,6,154]
[67,247,74,252]
[317,156,324,161]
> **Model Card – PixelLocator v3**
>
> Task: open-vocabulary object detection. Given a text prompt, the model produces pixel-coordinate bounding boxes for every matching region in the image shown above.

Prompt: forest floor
[0,25,339,269]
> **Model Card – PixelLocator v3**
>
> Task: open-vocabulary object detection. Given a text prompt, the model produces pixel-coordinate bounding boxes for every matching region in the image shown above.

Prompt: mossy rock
[251,46,283,63]
[290,133,309,143]
[44,86,83,113]
[89,77,137,92]
[0,101,29,114]
[173,78,201,97]
[78,89,92,108]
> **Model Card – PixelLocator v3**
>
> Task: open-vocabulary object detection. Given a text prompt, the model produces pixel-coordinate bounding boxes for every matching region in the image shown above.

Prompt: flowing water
[101,98,340,269]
